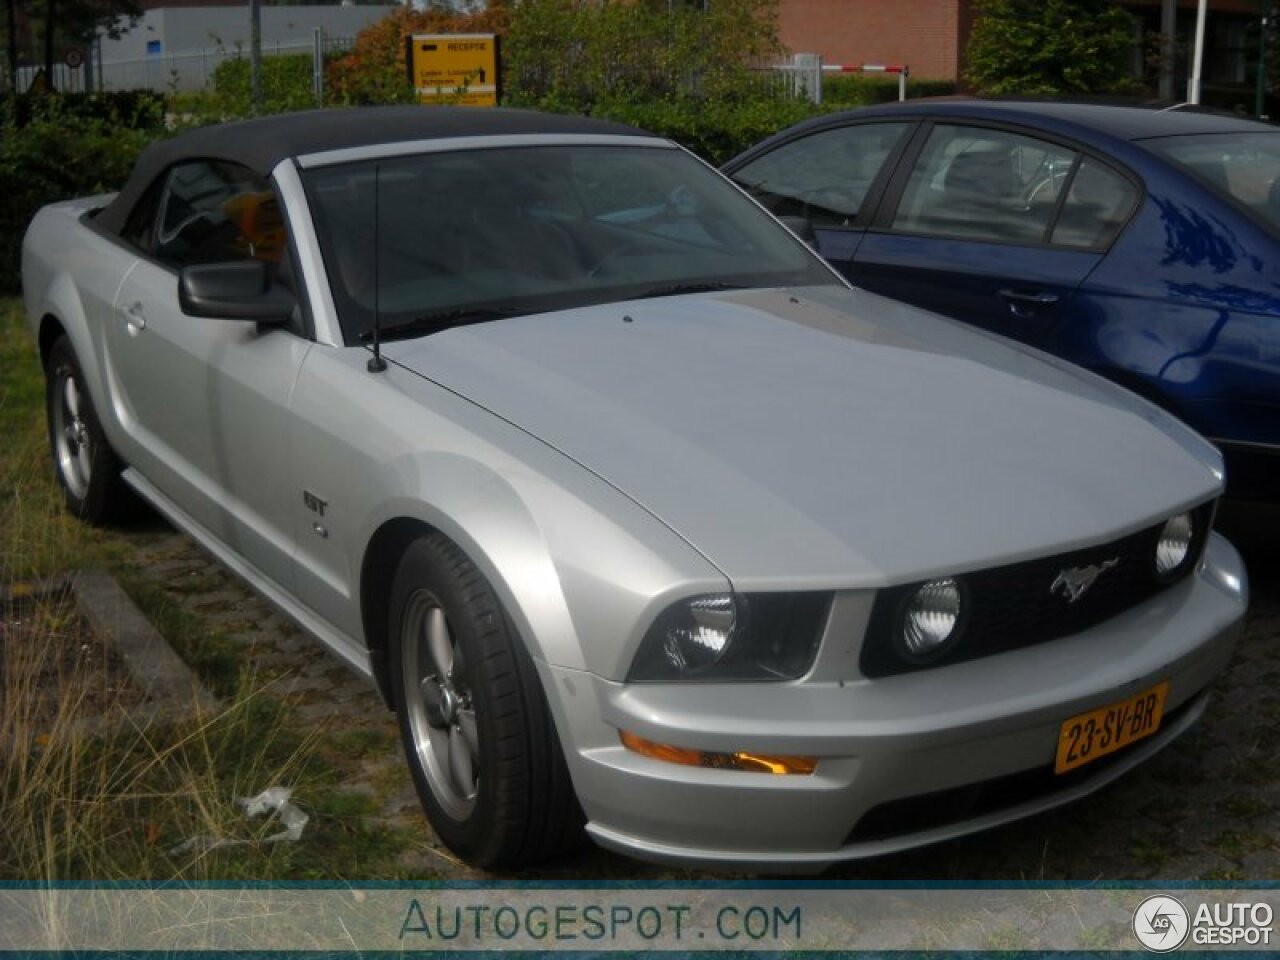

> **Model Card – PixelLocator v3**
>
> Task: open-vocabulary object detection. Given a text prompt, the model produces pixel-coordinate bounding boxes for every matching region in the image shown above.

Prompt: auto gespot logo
[1133,895,1275,951]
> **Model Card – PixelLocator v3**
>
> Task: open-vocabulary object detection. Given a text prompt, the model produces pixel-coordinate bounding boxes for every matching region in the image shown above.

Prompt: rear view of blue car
[726,101,1280,500]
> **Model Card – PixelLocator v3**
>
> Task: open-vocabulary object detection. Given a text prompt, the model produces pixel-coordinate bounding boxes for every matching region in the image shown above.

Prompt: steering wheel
[587,241,647,280]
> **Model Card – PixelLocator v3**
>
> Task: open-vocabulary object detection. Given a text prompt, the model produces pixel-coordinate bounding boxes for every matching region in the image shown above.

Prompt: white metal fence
[9,36,352,95]
[768,53,824,104]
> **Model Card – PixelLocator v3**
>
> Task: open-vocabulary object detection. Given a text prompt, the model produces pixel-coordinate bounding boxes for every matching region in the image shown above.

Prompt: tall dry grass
[0,584,323,880]
[1,300,327,881]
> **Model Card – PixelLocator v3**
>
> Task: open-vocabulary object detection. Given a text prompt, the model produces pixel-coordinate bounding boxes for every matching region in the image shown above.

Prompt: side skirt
[121,467,375,682]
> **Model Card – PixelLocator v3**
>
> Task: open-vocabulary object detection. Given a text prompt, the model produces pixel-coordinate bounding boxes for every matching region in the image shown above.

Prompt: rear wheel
[388,532,583,867]
[45,337,130,524]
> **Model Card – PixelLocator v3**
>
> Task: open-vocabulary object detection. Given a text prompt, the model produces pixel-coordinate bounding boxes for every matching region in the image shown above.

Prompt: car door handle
[998,288,1060,318]
[122,301,147,335]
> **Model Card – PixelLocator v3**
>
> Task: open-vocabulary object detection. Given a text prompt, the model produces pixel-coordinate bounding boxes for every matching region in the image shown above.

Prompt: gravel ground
[119,503,1279,881]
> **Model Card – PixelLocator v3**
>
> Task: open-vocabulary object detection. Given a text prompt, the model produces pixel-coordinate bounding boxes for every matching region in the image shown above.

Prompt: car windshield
[302,143,834,343]
[1143,132,1280,234]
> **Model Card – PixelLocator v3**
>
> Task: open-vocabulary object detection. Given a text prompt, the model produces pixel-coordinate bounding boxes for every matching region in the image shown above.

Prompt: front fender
[287,347,726,682]
[357,437,729,680]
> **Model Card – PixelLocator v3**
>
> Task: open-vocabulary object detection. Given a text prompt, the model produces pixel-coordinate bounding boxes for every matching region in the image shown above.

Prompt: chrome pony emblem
[1051,557,1119,604]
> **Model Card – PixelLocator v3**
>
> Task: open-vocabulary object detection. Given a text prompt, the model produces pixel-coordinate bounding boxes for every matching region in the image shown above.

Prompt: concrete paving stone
[183,590,247,610]
[267,633,310,654]
[296,700,357,723]
[380,784,422,819]
[334,782,378,799]
[280,674,336,695]
[199,609,257,629]
[139,559,206,578]
[223,630,278,648]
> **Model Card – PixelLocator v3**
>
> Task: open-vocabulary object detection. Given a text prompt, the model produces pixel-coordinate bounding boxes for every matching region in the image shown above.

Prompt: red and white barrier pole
[820,63,910,101]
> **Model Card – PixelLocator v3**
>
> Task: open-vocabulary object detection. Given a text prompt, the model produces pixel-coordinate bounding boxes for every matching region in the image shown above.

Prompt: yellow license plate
[1055,682,1169,774]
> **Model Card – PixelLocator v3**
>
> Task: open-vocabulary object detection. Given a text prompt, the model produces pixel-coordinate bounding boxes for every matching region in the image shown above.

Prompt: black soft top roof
[97,106,653,234]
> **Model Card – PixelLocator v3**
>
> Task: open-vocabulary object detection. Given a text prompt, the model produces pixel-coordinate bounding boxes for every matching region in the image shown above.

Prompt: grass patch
[1,297,432,880]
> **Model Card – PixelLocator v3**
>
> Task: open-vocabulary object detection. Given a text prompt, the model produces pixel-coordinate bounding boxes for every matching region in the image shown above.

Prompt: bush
[327,5,509,105]
[966,0,1140,96]
[503,0,782,109]
[0,91,165,129]
[822,74,957,106]
[584,96,819,165]
[211,54,319,113]
[1,98,160,294]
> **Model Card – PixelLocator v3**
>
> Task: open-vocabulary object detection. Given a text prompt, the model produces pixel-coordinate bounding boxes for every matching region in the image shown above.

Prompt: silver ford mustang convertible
[21,107,1247,871]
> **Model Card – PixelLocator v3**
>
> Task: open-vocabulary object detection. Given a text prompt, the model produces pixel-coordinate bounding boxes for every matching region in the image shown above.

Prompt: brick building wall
[777,0,969,82]
[777,0,1262,89]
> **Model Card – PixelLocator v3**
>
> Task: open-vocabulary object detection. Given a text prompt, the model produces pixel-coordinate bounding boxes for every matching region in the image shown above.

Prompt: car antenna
[367,162,387,373]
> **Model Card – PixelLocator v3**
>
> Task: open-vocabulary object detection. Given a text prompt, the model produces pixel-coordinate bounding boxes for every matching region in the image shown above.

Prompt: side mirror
[179,260,295,323]
[778,215,818,248]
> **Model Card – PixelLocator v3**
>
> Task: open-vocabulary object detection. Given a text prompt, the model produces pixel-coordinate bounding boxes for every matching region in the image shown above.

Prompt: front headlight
[627,592,831,682]
[898,577,964,662]
[1155,511,1194,579]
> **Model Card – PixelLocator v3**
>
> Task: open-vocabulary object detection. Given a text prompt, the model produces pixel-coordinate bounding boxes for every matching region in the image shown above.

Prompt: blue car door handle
[998,288,1060,317]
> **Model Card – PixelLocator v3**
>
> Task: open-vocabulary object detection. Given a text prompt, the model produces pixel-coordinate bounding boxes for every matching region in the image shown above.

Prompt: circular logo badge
[1133,895,1190,952]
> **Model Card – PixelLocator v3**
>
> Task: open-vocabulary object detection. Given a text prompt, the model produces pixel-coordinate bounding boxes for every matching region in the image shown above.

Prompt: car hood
[385,286,1222,587]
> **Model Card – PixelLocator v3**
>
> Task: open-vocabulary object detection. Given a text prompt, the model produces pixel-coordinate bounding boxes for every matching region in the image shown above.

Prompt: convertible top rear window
[302,144,832,344]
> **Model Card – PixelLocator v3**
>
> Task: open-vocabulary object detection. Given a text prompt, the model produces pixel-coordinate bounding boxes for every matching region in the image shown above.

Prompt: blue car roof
[728,99,1275,168]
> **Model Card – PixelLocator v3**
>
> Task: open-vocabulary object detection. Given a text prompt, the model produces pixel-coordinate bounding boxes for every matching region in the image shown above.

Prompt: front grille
[860,502,1214,678]
[845,696,1198,844]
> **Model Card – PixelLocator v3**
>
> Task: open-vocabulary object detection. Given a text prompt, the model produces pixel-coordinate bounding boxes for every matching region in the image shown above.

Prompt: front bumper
[539,533,1248,871]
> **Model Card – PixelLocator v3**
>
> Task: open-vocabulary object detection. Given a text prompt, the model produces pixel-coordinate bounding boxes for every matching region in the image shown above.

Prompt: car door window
[730,122,911,228]
[1050,158,1140,250]
[892,125,1077,244]
[121,179,164,253]
[154,160,288,268]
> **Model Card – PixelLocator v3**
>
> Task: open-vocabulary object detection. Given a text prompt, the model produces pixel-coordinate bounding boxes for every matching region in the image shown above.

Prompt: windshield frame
[299,138,839,346]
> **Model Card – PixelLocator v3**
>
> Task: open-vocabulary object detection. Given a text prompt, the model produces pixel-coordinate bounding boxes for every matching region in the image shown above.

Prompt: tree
[965,0,1140,97]
[8,0,141,89]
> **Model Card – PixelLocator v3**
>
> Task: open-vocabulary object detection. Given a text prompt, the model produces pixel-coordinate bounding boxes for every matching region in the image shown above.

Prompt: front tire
[388,532,582,868]
[45,336,130,524]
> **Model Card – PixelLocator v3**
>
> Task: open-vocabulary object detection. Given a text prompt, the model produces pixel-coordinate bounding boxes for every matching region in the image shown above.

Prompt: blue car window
[1051,158,1139,250]
[892,124,1076,244]
[1144,132,1280,234]
[730,123,911,228]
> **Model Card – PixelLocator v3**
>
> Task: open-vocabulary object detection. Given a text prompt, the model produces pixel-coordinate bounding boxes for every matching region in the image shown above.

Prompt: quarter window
[892,125,1077,244]
[1050,158,1139,249]
[730,122,910,228]
[121,180,164,253]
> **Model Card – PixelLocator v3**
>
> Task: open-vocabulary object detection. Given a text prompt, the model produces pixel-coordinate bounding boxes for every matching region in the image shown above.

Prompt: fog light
[1155,512,1194,578]
[619,731,816,775]
[898,577,963,662]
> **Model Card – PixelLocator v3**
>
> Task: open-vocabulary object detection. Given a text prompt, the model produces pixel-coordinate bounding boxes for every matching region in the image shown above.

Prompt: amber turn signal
[619,730,816,775]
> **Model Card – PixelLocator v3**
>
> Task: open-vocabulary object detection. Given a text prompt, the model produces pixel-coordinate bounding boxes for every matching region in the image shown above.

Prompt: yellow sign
[26,67,51,95]
[407,33,499,107]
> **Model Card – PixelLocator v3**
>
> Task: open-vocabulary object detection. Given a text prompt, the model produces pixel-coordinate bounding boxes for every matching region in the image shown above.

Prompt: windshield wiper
[634,282,746,300]
[361,306,521,343]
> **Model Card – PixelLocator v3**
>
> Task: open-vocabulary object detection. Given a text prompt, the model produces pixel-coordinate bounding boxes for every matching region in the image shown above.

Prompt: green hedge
[0,91,165,129]
[822,74,957,106]
[1,99,160,294]
[212,54,319,113]
[585,96,821,165]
